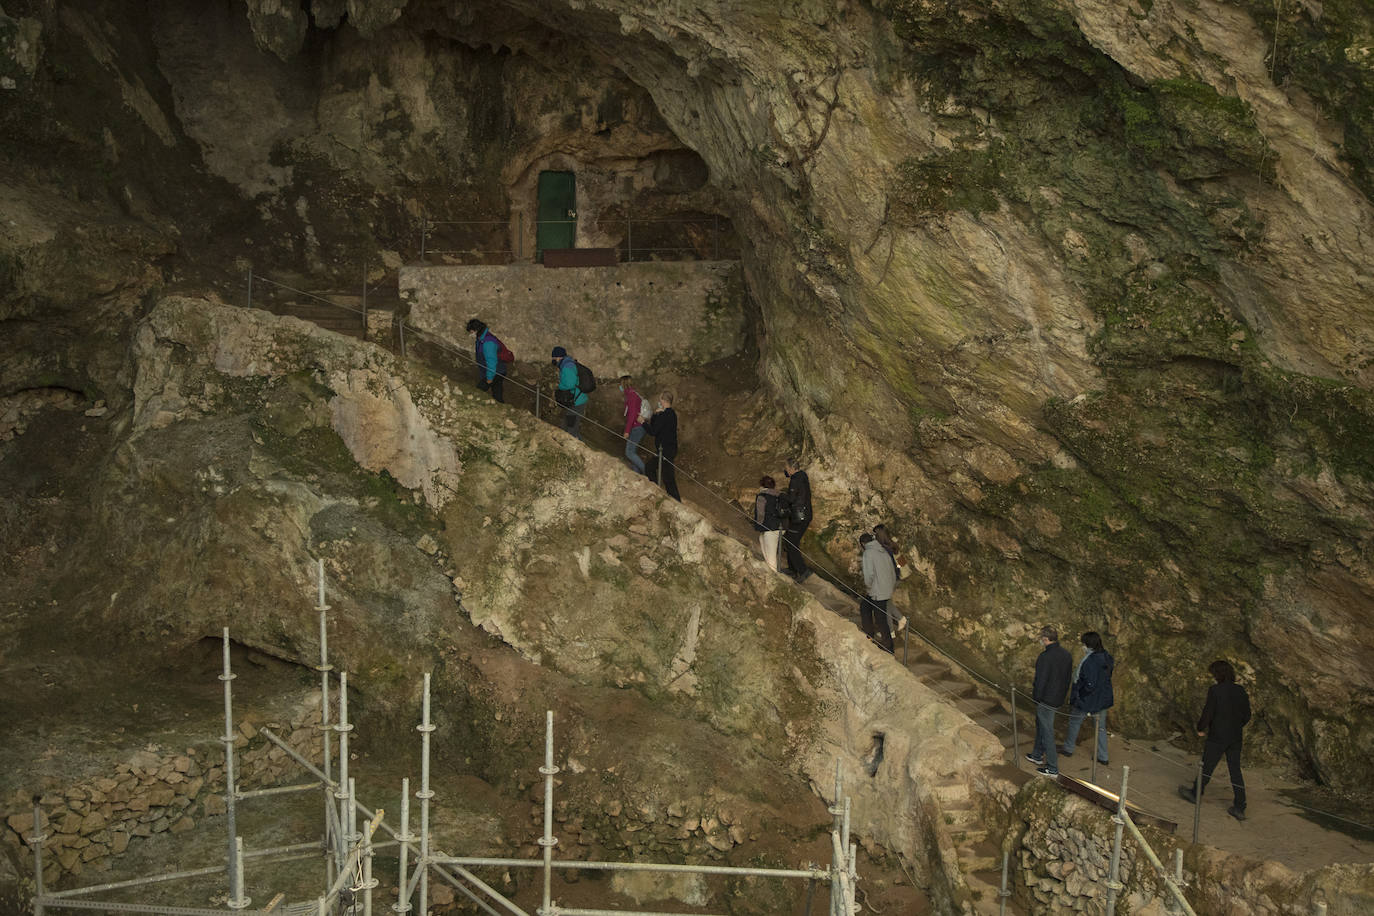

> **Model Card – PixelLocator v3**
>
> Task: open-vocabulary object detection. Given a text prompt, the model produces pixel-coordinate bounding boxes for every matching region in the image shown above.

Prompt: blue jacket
[557,357,588,407]
[1071,650,1115,713]
[476,330,503,382]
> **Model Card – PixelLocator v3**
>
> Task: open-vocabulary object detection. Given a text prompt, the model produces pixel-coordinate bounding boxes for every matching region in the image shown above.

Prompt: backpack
[575,361,597,394]
[483,331,514,365]
[637,396,653,424]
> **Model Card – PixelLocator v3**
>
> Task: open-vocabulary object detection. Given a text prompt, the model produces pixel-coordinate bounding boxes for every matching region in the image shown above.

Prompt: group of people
[750,458,814,583]
[466,321,1254,821]
[464,319,681,501]
[1029,628,1250,821]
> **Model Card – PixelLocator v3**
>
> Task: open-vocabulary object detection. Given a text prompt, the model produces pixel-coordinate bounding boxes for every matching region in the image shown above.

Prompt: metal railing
[417,214,738,264]
[232,264,1374,875]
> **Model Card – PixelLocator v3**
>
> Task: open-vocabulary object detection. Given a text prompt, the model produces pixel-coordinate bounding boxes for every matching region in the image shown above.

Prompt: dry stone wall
[2,695,323,886]
[1007,780,1374,915]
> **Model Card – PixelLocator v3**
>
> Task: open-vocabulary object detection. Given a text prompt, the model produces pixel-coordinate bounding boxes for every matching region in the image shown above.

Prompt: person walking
[753,476,784,571]
[466,319,508,403]
[644,391,680,501]
[781,457,812,582]
[619,375,648,474]
[859,533,896,653]
[1027,626,1073,776]
[1060,631,1114,765]
[1178,659,1251,821]
[872,523,907,634]
[551,346,588,440]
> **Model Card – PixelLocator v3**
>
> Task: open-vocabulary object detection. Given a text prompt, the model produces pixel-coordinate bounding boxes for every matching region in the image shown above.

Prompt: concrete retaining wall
[399,261,749,382]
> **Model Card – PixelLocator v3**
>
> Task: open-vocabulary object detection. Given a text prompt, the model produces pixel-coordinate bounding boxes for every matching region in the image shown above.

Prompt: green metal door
[536,171,576,259]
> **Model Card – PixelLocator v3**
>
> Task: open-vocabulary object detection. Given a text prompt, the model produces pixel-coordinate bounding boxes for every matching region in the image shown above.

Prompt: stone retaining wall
[2,696,323,885]
[399,261,748,382]
[1008,780,1374,914]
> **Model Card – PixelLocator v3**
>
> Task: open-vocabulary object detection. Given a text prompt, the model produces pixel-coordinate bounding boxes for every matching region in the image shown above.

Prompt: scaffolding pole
[394,779,413,915]
[220,629,248,910]
[417,673,435,916]
[539,710,559,916]
[316,562,335,891]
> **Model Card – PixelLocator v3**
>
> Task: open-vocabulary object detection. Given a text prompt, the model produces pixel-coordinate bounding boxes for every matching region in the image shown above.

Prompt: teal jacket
[557,357,588,407]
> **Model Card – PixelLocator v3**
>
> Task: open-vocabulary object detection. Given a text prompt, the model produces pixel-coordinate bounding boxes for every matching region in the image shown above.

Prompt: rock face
[67,298,1004,908]
[2,0,1373,787]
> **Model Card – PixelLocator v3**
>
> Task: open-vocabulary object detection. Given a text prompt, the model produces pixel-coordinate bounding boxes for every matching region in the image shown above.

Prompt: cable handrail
[235,268,1374,841]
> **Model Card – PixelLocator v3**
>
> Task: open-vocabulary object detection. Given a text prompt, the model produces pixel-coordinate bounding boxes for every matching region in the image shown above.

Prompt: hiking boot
[1227,806,1247,821]
[1177,785,1198,804]
[1025,752,1045,766]
[795,570,813,583]
[1059,747,1075,757]
[1036,765,1059,777]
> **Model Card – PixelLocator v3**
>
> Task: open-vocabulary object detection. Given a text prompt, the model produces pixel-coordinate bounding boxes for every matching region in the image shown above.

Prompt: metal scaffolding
[26,560,860,916]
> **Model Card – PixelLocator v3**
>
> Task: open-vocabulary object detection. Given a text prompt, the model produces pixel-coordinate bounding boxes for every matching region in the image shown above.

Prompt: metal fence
[417,215,738,264]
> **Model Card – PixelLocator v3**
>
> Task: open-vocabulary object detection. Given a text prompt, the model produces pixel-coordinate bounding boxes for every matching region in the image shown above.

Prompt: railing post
[998,848,1010,916]
[394,778,413,915]
[713,214,719,259]
[1191,760,1203,845]
[419,215,427,263]
[1105,765,1129,916]
[626,218,633,263]
[361,264,368,331]
[399,319,406,358]
[538,711,560,916]
[246,270,253,310]
[1165,847,1186,914]
[517,212,524,261]
[1010,688,1020,769]
[416,674,435,916]
[657,445,664,487]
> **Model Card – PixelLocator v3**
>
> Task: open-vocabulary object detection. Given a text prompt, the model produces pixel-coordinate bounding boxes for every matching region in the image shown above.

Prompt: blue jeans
[1062,709,1108,762]
[625,425,646,473]
[1032,703,1059,771]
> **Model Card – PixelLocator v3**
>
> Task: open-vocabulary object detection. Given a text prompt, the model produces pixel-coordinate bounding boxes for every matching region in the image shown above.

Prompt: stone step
[956,838,1002,874]
[967,869,1022,915]
[906,661,947,680]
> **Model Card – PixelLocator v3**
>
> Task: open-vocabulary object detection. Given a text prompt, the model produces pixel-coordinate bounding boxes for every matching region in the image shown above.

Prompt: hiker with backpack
[644,391,680,501]
[752,476,784,572]
[466,319,511,403]
[551,346,594,440]
[620,374,650,474]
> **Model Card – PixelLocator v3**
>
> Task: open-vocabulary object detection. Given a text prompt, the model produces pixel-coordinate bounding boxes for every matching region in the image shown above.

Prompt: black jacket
[1033,641,1073,706]
[785,469,812,526]
[1070,650,1115,713]
[645,407,678,458]
[753,490,782,531]
[1198,682,1251,746]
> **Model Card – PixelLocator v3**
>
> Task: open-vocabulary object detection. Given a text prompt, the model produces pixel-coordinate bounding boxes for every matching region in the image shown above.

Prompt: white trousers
[759,529,782,572]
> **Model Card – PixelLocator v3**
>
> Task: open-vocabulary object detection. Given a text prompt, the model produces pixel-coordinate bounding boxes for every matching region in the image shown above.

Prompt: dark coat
[1070,650,1115,713]
[1033,641,1073,706]
[1198,682,1251,746]
[785,469,812,526]
[753,490,782,532]
[645,407,678,458]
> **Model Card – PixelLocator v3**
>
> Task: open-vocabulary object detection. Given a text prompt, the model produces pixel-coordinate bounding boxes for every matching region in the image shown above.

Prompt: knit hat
[551,346,567,358]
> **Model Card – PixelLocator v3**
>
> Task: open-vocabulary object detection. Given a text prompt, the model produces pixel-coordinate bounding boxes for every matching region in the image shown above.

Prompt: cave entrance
[536,170,577,260]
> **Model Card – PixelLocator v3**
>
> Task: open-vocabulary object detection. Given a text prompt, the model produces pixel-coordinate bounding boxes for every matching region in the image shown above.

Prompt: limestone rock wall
[401,261,748,382]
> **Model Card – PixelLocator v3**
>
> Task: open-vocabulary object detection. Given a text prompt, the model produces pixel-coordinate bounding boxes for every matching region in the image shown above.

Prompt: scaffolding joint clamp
[315,663,334,673]
[416,724,436,734]
[536,836,558,848]
[227,898,253,911]
[415,789,435,800]
[219,673,237,682]
[315,604,331,612]
[334,723,354,734]
[538,765,559,777]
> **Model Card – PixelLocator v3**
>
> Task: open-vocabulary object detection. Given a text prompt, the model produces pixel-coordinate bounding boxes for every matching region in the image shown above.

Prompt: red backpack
[485,331,514,364]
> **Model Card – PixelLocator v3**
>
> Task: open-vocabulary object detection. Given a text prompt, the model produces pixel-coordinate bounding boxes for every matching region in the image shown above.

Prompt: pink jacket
[622,387,643,437]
